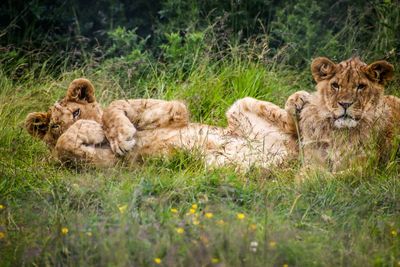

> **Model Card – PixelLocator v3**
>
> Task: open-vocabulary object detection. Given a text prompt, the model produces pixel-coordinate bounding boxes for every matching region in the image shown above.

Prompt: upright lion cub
[25,79,192,166]
[250,57,399,171]
[214,57,400,173]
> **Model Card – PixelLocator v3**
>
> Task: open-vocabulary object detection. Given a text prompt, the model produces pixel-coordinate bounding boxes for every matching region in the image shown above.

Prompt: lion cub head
[311,57,394,129]
[25,78,103,147]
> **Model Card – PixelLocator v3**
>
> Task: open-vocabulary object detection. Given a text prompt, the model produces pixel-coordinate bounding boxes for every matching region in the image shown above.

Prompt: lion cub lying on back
[98,57,400,172]
[26,79,300,169]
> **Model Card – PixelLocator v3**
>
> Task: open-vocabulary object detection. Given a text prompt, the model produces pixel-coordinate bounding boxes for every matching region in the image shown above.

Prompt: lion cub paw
[285,91,310,116]
[108,124,137,156]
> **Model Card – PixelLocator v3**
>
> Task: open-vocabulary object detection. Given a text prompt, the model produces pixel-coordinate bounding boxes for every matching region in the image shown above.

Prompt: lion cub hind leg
[56,120,117,166]
[227,97,296,138]
[103,99,189,155]
[284,91,310,117]
[103,100,137,155]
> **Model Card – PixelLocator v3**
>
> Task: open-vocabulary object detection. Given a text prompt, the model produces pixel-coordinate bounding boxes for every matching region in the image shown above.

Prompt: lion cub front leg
[228,97,296,136]
[55,120,117,166]
[103,99,189,155]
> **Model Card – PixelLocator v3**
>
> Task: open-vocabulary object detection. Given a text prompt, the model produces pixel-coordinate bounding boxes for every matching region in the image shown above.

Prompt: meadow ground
[0,56,399,266]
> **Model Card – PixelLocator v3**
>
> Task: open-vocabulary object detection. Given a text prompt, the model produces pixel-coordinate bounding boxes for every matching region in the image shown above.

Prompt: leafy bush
[1,0,399,72]
[160,31,207,74]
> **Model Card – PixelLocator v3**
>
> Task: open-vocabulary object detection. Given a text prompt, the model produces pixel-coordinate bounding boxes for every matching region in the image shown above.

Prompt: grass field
[0,53,399,266]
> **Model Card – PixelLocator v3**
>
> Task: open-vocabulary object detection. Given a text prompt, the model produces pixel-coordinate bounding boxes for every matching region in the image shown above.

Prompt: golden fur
[26,57,398,172]
[297,57,400,171]
[235,57,400,172]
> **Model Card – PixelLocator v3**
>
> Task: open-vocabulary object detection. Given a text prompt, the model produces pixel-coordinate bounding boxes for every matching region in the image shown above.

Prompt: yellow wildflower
[154,258,162,264]
[236,213,245,220]
[217,219,225,225]
[118,204,128,214]
[192,219,200,225]
[391,230,398,237]
[211,258,219,263]
[250,241,258,252]
[61,227,69,235]
[189,208,196,214]
[191,204,198,210]
[171,208,178,214]
[0,204,5,210]
[0,232,5,239]
[283,264,289,267]
[205,212,213,219]
[249,224,257,231]
[269,241,277,249]
[176,227,185,234]
[86,231,93,237]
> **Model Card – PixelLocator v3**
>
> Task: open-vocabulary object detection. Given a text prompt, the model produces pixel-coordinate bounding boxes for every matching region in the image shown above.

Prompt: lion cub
[27,57,398,172]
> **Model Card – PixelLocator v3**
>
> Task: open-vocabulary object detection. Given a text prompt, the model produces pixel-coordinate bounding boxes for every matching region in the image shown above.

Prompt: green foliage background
[0,1,399,266]
[1,0,400,69]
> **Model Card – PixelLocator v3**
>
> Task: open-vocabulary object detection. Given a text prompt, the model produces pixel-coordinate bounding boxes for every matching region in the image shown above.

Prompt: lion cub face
[311,57,394,129]
[25,78,103,147]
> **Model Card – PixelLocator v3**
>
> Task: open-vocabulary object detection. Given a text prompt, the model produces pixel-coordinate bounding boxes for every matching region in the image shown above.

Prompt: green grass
[0,54,399,267]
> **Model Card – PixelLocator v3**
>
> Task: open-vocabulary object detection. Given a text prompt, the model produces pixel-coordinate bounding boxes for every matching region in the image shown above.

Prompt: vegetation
[0,1,399,266]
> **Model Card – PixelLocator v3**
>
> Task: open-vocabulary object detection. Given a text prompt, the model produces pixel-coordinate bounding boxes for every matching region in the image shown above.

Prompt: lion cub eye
[356,84,366,91]
[331,82,339,91]
[51,124,60,129]
[72,108,81,119]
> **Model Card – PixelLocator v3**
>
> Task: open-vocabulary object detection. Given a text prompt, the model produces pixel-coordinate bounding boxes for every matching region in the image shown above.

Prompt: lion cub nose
[338,101,353,109]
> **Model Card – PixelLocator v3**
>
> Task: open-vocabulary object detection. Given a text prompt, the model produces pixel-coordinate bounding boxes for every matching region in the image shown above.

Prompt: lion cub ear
[364,60,394,85]
[66,78,96,103]
[311,57,336,82]
[25,112,50,139]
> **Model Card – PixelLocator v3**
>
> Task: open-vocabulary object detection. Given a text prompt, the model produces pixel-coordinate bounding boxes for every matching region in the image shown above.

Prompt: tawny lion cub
[25,79,302,169]
[258,57,400,171]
